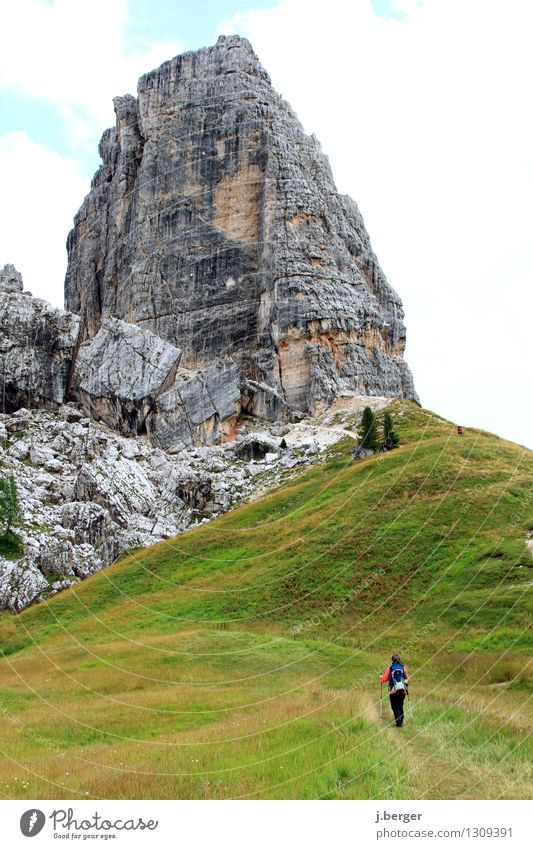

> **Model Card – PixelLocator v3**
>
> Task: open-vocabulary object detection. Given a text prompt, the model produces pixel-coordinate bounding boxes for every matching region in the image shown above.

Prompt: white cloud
[220,0,533,447]
[0,0,183,143]
[0,132,88,306]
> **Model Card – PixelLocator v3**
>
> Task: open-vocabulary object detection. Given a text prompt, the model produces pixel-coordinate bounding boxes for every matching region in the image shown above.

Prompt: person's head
[391,653,400,663]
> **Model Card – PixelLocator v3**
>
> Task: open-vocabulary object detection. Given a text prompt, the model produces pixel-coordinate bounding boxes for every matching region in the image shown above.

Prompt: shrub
[383,412,400,449]
[0,475,22,536]
[0,476,23,560]
[0,531,23,559]
[358,406,379,452]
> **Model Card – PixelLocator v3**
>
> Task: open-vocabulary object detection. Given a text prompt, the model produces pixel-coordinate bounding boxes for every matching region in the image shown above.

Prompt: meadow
[0,402,531,799]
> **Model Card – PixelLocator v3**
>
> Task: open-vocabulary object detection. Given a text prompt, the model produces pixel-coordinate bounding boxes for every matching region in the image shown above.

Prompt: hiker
[457,425,464,435]
[380,654,410,727]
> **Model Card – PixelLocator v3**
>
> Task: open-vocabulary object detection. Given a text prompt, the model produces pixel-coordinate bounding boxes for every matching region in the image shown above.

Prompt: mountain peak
[137,33,270,96]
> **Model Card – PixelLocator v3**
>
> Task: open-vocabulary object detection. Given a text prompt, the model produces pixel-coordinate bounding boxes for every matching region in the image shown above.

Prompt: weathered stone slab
[70,317,182,434]
[146,359,240,450]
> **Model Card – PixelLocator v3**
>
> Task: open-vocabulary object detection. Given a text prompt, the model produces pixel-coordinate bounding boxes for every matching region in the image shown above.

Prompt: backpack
[389,662,406,693]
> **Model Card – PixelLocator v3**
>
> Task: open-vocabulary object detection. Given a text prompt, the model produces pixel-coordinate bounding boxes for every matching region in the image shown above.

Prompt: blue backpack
[389,662,407,693]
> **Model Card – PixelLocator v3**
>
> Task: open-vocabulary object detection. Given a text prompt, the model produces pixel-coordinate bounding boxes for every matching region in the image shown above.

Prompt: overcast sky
[0,0,531,447]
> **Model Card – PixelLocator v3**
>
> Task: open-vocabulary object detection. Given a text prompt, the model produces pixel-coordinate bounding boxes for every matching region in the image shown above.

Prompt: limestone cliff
[65,35,417,424]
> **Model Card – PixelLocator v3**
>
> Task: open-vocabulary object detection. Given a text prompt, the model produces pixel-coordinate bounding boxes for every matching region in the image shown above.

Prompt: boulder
[70,316,182,435]
[0,557,48,612]
[60,501,115,546]
[36,539,78,577]
[73,456,158,527]
[234,434,279,461]
[351,445,374,461]
[175,477,213,512]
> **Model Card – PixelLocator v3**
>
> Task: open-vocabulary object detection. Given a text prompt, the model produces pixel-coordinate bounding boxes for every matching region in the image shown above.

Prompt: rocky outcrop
[1,270,241,449]
[72,456,159,528]
[0,265,80,412]
[65,35,418,423]
[60,502,114,546]
[175,477,213,512]
[70,318,241,447]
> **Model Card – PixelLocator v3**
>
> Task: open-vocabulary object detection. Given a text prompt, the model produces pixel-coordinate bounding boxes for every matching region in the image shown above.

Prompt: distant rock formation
[0,263,80,413]
[0,263,23,294]
[65,35,418,426]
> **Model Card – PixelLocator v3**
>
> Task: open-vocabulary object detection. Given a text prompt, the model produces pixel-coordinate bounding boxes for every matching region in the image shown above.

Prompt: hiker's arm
[404,666,410,684]
[379,667,390,683]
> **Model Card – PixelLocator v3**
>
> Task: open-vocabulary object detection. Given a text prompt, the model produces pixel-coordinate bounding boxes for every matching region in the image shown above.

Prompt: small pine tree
[359,406,379,452]
[0,475,22,535]
[383,412,400,449]
[280,437,287,450]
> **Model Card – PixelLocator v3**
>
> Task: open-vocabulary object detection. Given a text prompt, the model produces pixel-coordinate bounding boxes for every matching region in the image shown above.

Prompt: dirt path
[286,421,359,450]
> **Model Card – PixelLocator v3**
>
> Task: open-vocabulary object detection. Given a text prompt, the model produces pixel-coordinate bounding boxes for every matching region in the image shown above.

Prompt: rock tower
[65,35,417,437]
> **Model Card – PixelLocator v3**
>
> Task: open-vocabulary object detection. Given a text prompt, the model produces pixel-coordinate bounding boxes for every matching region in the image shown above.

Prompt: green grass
[0,401,531,799]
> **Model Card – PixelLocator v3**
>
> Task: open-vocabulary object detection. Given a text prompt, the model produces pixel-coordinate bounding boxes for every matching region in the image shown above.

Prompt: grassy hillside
[0,401,531,799]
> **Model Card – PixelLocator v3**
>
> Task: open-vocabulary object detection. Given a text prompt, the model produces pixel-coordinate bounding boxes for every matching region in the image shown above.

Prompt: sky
[0,0,531,448]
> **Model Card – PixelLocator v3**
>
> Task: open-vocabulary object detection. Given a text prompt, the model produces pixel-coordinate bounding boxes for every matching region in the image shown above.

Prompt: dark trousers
[389,690,406,726]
